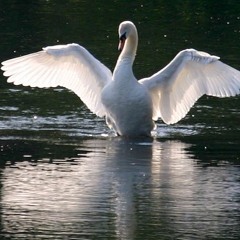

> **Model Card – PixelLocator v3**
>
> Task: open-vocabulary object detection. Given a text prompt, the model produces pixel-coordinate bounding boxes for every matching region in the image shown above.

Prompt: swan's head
[118,21,137,51]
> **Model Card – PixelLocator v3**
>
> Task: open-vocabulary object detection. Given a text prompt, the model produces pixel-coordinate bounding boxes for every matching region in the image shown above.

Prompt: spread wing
[140,49,240,124]
[1,43,112,117]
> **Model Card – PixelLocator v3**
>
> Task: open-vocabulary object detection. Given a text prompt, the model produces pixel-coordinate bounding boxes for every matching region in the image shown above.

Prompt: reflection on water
[0,138,240,239]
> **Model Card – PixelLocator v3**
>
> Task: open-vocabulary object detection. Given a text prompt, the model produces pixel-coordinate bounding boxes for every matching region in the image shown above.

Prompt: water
[0,1,240,239]
[0,138,239,239]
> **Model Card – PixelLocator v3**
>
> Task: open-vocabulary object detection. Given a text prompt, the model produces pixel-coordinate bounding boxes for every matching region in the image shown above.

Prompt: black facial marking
[119,32,127,41]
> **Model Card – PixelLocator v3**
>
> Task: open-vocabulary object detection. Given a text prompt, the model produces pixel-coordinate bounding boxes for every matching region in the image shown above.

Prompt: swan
[1,21,240,137]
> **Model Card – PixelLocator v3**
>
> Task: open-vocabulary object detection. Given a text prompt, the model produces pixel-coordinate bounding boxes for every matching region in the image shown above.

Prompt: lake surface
[0,1,240,239]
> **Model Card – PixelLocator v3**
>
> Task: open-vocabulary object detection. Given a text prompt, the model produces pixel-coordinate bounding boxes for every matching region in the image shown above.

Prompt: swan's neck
[119,29,138,64]
[113,26,138,82]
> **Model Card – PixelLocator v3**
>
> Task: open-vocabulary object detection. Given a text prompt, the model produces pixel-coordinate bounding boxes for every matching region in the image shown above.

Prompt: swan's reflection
[1,138,239,239]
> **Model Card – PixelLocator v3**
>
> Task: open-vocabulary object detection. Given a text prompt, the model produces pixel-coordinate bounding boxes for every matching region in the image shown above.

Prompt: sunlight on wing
[1,44,112,117]
[140,49,240,124]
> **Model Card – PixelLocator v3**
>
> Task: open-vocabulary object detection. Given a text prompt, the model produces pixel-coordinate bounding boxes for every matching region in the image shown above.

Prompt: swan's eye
[119,32,127,41]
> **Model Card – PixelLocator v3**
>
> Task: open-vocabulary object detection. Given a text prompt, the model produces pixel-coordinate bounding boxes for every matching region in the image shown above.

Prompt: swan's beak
[118,39,125,51]
[118,33,126,51]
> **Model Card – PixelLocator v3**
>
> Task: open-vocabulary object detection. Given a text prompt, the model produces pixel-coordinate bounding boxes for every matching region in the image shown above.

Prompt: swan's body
[1,21,240,137]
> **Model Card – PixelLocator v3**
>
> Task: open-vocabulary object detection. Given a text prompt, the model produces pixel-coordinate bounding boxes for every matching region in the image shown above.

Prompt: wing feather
[1,43,112,117]
[140,49,240,124]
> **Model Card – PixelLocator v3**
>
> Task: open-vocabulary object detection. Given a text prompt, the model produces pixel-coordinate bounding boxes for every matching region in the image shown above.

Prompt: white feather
[1,43,112,117]
[140,49,240,124]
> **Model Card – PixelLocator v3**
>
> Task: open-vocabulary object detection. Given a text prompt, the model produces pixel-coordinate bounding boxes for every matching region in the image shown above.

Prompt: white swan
[1,21,240,137]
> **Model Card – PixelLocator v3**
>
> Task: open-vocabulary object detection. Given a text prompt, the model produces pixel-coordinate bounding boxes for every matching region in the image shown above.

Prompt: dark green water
[0,1,240,239]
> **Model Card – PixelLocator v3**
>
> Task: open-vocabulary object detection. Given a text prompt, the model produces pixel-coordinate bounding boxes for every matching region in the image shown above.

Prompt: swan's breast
[101,81,154,136]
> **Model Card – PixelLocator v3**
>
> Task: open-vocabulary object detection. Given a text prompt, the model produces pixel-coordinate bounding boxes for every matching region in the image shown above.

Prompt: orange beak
[118,38,125,51]
[118,33,126,51]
